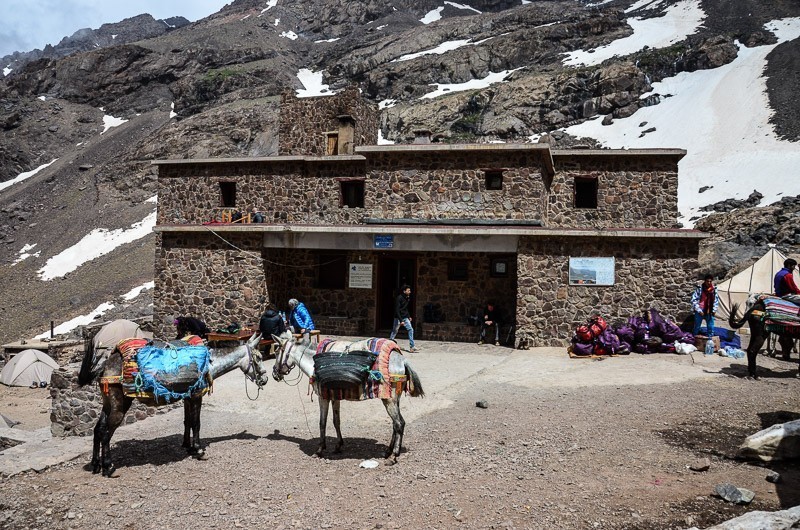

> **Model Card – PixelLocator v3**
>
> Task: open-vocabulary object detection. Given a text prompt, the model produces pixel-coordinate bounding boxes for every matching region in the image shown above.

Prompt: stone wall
[546,153,681,228]
[516,236,700,346]
[364,150,547,222]
[49,365,176,437]
[278,87,379,156]
[154,233,268,339]
[156,151,548,225]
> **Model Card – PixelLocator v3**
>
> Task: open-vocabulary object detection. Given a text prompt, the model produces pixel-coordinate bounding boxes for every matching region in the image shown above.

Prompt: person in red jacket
[774,258,800,305]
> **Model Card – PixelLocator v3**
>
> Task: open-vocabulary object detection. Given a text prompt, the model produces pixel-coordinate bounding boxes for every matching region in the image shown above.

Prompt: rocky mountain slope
[1,0,799,343]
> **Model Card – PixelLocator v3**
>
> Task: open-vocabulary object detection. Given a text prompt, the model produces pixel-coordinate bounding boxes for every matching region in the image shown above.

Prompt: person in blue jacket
[288,298,315,341]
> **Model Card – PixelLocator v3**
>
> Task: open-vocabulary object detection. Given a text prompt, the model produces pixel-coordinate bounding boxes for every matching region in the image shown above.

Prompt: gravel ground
[1,340,799,530]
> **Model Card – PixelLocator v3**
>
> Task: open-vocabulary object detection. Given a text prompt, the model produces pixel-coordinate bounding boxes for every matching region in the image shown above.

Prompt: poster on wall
[568,257,615,286]
[349,263,373,289]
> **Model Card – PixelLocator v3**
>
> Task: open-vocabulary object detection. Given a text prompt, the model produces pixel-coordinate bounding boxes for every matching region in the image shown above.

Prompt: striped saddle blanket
[312,338,408,401]
[762,297,800,336]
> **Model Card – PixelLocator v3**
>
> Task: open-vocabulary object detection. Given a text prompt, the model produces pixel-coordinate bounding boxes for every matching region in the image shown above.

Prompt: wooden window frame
[484,169,505,191]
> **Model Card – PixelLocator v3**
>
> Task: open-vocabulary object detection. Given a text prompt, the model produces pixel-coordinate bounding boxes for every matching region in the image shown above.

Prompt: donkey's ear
[271,334,281,344]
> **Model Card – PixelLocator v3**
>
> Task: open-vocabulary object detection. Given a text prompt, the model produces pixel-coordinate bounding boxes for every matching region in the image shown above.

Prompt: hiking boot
[477,340,484,345]
[495,341,500,346]
[409,347,419,353]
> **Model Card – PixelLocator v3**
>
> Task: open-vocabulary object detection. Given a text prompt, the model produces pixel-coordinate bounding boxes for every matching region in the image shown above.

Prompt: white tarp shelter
[716,248,800,322]
[0,349,59,387]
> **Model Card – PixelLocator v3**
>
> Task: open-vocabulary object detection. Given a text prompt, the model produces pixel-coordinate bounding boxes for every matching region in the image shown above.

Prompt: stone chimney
[413,129,432,144]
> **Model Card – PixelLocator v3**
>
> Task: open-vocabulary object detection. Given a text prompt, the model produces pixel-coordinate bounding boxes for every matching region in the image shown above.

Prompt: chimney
[413,129,432,144]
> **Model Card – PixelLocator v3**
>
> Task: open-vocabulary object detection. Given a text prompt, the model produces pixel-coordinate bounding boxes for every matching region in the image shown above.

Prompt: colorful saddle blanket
[761,296,800,336]
[116,337,212,403]
[312,338,408,401]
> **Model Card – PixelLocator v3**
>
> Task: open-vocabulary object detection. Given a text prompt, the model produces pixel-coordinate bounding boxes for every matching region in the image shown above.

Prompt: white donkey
[271,331,424,462]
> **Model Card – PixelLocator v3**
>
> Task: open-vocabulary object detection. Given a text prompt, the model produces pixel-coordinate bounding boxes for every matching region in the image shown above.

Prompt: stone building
[153,90,704,347]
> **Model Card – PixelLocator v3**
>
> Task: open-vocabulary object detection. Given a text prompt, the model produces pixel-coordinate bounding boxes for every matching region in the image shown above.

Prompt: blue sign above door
[373,235,394,249]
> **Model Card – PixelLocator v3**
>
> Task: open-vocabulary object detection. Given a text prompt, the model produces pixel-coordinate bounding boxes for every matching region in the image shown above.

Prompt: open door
[376,256,416,332]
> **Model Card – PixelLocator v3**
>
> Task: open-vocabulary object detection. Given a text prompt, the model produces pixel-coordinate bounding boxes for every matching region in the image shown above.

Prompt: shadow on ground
[81,430,260,472]
[266,429,391,460]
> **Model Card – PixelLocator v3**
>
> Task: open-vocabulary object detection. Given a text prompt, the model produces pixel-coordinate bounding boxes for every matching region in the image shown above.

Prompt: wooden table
[206,329,256,344]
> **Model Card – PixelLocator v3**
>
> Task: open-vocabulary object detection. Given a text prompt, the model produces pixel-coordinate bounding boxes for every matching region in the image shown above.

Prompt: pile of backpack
[571,309,696,356]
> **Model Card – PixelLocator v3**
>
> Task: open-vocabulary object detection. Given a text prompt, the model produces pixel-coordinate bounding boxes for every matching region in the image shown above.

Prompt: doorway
[376,256,417,331]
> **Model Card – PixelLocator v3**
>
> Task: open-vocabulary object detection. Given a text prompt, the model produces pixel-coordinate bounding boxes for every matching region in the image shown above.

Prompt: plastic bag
[674,341,697,354]
[721,346,746,359]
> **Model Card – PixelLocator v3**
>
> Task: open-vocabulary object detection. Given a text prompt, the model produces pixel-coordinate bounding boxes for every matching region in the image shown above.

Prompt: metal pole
[50,321,54,339]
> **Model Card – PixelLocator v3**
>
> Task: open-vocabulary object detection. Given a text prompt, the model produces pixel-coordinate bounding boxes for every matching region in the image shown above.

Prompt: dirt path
[1,342,798,529]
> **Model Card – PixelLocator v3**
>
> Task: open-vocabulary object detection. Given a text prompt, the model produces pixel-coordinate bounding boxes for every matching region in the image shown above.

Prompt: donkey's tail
[404,361,425,398]
[78,339,104,386]
[728,302,756,330]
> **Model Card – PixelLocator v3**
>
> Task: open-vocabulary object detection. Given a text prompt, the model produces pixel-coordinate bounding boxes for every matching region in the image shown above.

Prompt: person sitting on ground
[774,258,800,305]
[478,302,502,346]
[174,316,210,340]
[259,303,286,339]
[288,298,315,342]
[690,274,719,336]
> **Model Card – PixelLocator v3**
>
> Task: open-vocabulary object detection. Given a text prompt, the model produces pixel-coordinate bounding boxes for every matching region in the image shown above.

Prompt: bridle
[273,337,307,385]
[243,342,268,399]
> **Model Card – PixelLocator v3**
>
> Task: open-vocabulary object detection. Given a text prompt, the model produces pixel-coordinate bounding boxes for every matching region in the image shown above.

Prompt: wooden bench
[293,329,322,345]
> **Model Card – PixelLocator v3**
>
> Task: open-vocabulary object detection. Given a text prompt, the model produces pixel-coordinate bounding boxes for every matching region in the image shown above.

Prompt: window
[484,170,504,190]
[219,181,236,207]
[326,133,339,155]
[316,254,347,289]
[447,260,469,282]
[340,180,365,208]
[490,258,508,278]
[574,177,598,209]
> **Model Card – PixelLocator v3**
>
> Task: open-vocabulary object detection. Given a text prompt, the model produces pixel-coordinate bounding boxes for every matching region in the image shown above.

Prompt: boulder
[738,419,800,462]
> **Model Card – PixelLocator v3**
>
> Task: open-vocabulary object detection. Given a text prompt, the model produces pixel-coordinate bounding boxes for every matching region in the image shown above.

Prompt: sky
[0,0,231,58]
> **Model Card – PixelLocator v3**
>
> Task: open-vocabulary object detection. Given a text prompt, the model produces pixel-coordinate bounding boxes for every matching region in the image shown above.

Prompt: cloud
[0,0,230,57]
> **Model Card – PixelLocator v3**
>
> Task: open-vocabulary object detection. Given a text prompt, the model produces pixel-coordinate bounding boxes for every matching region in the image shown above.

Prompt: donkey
[729,301,798,379]
[78,333,267,477]
[271,332,424,463]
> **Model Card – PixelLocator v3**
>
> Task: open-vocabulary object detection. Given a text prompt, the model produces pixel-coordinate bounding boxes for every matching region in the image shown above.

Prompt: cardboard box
[694,335,721,352]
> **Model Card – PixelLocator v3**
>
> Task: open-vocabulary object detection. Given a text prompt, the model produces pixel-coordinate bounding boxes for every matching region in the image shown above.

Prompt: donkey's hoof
[102,466,120,478]
[190,448,207,460]
[384,456,397,466]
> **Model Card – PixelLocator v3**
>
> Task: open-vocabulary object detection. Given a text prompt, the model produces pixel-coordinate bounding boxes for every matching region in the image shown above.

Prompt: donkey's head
[272,330,299,381]
[241,333,269,387]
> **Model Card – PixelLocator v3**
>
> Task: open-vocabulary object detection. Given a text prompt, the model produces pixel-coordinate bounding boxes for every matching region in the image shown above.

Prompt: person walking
[691,274,720,336]
[390,284,417,352]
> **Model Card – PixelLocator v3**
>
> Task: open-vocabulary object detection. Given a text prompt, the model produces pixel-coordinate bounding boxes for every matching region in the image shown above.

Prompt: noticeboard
[568,257,615,286]
[349,263,373,289]
[373,235,394,249]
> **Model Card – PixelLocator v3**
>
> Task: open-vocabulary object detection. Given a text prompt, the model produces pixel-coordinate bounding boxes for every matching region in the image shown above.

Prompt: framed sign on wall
[568,257,615,286]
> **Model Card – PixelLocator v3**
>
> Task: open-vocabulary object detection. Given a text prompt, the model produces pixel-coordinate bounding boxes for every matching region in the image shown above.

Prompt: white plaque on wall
[349,263,373,289]
[568,257,615,286]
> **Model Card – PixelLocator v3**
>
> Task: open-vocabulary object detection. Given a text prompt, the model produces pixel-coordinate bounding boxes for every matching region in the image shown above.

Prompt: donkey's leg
[316,398,330,457]
[91,408,108,474]
[182,399,192,448]
[331,399,344,453]
[382,397,405,461]
[189,396,207,459]
[101,391,132,477]
[747,332,767,379]
[777,335,798,375]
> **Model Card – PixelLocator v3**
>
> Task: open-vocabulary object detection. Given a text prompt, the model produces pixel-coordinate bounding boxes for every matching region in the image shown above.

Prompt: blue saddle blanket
[135,345,211,403]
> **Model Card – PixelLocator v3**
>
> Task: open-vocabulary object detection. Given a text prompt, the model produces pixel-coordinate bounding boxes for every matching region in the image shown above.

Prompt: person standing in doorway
[478,302,502,346]
[691,274,719,336]
[390,284,417,352]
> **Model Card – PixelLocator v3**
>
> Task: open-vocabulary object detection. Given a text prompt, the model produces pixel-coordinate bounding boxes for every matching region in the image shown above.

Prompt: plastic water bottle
[704,337,714,356]
[643,324,650,341]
